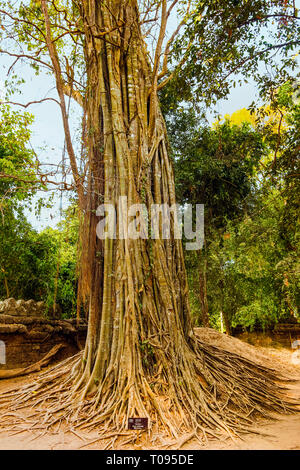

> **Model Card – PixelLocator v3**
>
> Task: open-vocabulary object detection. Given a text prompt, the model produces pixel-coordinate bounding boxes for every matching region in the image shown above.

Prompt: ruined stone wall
[0,298,62,318]
[0,312,87,370]
[234,323,300,348]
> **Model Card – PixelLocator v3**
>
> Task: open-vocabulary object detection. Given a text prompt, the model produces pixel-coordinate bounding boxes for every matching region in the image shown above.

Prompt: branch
[63,83,84,107]
[222,41,300,82]
[0,98,60,108]
[41,0,85,209]
[152,0,168,83]
[158,0,191,80]
[167,0,180,18]
[157,42,192,91]
[0,172,75,190]
[0,8,46,38]
[0,50,52,72]
[238,13,300,29]
[50,0,79,30]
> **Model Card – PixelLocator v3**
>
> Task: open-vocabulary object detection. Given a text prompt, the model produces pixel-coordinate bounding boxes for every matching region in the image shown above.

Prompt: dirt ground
[0,330,300,450]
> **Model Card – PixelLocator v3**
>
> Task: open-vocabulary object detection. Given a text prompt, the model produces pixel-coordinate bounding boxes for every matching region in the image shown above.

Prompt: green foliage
[0,208,79,316]
[172,112,266,229]
[174,0,300,106]
[0,105,39,208]
[0,106,78,316]
[212,188,299,330]
[168,91,299,331]
[46,204,79,316]
[0,215,54,300]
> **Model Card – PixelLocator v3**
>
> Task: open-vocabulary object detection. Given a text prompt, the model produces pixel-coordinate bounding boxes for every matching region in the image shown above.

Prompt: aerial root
[0,339,298,446]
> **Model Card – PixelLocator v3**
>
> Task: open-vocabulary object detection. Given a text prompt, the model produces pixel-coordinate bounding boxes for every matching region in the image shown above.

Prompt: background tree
[0,105,78,312]
[166,85,299,333]
[170,111,266,327]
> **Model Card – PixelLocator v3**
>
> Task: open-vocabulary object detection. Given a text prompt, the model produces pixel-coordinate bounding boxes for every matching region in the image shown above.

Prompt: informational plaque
[128,417,148,430]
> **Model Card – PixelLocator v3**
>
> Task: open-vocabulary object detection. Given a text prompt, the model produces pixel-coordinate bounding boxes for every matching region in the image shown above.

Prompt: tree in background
[168,107,266,327]
[0,106,78,314]
[219,189,299,331]
[168,84,299,332]
[0,105,39,298]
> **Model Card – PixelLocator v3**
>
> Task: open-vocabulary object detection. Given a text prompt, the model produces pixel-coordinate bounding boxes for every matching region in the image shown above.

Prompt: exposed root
[0,336,298,447]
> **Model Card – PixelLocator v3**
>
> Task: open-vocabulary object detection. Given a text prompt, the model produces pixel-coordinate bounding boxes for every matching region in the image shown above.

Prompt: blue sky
[0,26,259,232]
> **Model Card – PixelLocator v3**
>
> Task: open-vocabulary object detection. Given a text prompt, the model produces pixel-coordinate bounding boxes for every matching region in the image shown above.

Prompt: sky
[0,59,260,233]
[0,55,82,230]
[0,8,266,232]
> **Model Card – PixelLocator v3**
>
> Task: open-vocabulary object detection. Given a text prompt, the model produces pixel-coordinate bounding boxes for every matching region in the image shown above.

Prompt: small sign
[128,417,148,430]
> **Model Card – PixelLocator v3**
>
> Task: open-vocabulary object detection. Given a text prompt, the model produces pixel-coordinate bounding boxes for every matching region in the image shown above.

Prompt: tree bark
[222,311,232,335]
[73,0,196,430]
[66,0,292,434]
[198,250,210,327]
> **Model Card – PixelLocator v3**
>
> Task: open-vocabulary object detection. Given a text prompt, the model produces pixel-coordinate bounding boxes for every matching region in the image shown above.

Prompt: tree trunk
[74,0,196,432]
[198,250,210,327]
[222,311,232,335]
[58,0,295,435]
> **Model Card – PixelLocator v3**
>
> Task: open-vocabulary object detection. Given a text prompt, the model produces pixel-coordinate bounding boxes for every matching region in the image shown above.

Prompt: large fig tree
[0,0,298,441]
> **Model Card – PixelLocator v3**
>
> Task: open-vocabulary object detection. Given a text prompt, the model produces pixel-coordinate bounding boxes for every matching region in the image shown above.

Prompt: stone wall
[0,298,46,317]
[0,298,63,318]
[1,298,298,371]
[234,323,300,348]
[0,315,87,370]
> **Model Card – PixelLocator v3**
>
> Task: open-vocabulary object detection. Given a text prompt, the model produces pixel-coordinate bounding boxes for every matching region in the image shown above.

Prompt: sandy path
[0,339,299,450]
[0,405,299,450]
